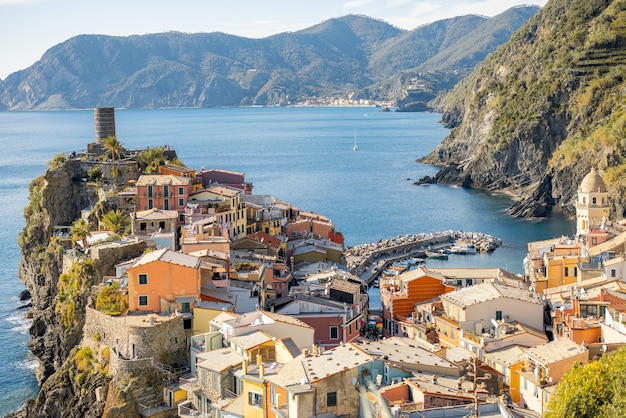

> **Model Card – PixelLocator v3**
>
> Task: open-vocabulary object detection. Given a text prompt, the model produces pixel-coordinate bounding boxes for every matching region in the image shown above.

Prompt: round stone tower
[94,107,116,143]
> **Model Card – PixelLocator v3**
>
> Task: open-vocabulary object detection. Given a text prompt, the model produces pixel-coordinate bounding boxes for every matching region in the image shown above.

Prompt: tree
[70,218,91,249]
[100,209,129,235]
[137,147,164,174]
[546,348,626,418]
[102,136,125,179]
[95,282,127,315]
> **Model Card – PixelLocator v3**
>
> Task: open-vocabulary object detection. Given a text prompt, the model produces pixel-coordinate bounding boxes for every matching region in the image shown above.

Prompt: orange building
[127,248,201,316]
[381,267,455,338]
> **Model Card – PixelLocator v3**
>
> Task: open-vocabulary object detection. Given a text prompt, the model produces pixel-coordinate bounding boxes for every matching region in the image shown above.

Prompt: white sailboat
[353,128,359,151]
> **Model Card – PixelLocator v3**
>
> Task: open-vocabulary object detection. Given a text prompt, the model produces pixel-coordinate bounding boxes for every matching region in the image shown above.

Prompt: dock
[345,230,502,285]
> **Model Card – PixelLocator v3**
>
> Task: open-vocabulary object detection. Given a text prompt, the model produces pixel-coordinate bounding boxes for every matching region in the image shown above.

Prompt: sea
[0,106,573,415]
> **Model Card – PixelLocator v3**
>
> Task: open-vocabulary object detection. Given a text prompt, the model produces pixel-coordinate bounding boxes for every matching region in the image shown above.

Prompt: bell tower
[575,167,609,242]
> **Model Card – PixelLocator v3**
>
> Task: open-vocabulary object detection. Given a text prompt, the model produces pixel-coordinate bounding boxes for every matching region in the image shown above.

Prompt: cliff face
[15,158,100,417]
[19,159,94,382]
[421,0,626,218]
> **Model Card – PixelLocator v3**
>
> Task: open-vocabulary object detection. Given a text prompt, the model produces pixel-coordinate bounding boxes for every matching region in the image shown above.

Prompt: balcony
[179,374,201,392]
[178,401,210,418]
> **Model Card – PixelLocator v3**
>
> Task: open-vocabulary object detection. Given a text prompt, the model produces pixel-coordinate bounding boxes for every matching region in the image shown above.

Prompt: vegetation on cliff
[423,0,626,218]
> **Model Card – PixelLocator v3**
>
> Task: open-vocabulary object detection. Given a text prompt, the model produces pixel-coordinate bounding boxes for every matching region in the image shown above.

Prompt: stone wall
[89,239,147,279]
[84,308,187,366]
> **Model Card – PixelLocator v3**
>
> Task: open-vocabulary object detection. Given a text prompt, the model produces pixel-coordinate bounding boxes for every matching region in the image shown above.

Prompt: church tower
[575,167,610,243]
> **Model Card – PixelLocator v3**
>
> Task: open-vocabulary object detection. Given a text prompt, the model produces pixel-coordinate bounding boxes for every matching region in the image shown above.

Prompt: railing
[178,403,210,418]
[152,360,189,376]
[138,402,174,417]
[179,373,200,392]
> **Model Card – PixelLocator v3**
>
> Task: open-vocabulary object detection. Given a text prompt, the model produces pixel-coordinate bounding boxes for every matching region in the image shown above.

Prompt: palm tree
[102,136,125,180]
[137,147,165,174]
[100,209,130,235]
[70,218,91,249]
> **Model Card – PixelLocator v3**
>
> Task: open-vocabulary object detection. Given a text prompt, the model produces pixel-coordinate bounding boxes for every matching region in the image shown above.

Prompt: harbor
[345,230,502,285]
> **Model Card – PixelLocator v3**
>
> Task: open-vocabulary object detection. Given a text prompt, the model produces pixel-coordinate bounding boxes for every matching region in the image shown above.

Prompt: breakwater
[345,230,502,284]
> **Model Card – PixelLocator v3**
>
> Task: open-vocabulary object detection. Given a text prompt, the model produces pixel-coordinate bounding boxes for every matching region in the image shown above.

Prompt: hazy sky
[0,0,548,80]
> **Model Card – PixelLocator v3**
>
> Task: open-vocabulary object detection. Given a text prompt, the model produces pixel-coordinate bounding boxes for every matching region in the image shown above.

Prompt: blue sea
[0,107,573,415]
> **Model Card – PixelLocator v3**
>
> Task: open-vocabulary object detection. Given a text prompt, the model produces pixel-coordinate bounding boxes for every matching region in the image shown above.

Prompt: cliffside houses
[71,115,626,418]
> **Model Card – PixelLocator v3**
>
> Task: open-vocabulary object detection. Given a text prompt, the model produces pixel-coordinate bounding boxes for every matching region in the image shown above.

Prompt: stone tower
[575,167,609,240]
[94,107,116,143]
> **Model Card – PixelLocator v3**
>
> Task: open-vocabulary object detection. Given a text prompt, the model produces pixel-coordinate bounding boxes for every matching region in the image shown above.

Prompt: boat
[353,128,359,151]
[450,245,477,255]
[425,250,448,260]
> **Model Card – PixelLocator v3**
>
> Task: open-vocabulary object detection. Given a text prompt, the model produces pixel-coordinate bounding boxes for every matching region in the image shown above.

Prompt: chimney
[242,360,248,375]
[259,362,265,379]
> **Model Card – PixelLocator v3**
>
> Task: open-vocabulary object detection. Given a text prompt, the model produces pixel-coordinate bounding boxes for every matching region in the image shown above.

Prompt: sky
[0,0,549,80]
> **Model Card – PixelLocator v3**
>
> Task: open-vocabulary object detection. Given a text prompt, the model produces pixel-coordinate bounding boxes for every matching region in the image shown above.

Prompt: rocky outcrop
[18,158,94,383]
[420,0,626,218]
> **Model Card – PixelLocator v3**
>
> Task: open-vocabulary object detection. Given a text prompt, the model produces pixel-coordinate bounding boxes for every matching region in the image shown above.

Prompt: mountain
[0,9,539,110]
[420,0,626,218]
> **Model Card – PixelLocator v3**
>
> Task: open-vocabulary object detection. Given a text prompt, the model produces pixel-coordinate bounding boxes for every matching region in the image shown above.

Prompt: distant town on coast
[11,107,626,418]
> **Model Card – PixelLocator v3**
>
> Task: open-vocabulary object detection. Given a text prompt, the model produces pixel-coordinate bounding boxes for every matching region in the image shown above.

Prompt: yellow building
[188,185,247,242]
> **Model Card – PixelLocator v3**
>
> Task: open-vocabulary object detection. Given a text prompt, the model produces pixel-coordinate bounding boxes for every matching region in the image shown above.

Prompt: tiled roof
[441,281,541,307]
[134,208,179,220]
[136,174,191,186]
[523,339,586,366]
[261,310,313,329]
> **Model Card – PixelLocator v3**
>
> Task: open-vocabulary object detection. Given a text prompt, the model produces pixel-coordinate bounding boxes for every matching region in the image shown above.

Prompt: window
[138,274,148,285]
[140,222,147,231]
[611,269,616,278]
[138,295,148,306]
[148,199,153,209]
[496,310,502,320]
[248,392,262,407]
[148,185,153,197]
[178,187,184,195]
[159,221,166,230]
[182,302,190,313]
[593,197,597,205]
[164,199,169,210]
[330,326,338,339]
[179,214,185,222]
[184,318,192,329]
[592,238,597,245]
[179,198,184,207]
[270,384,277,405]
[163,186,169,197]
[327,391,337,407]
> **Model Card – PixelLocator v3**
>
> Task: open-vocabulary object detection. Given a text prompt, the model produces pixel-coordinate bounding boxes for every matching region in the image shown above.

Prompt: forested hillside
[421,0,626,218]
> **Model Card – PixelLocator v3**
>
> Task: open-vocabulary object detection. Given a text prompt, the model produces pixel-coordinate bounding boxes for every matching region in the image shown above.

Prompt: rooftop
[523,339,586,366]
[441,281,541,307]
[196,348,242,373]
[130,248,200,269]
[136,174,191,186]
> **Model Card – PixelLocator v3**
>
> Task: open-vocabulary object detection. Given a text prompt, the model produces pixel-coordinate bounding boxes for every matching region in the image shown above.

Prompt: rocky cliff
[420,0,626,218]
